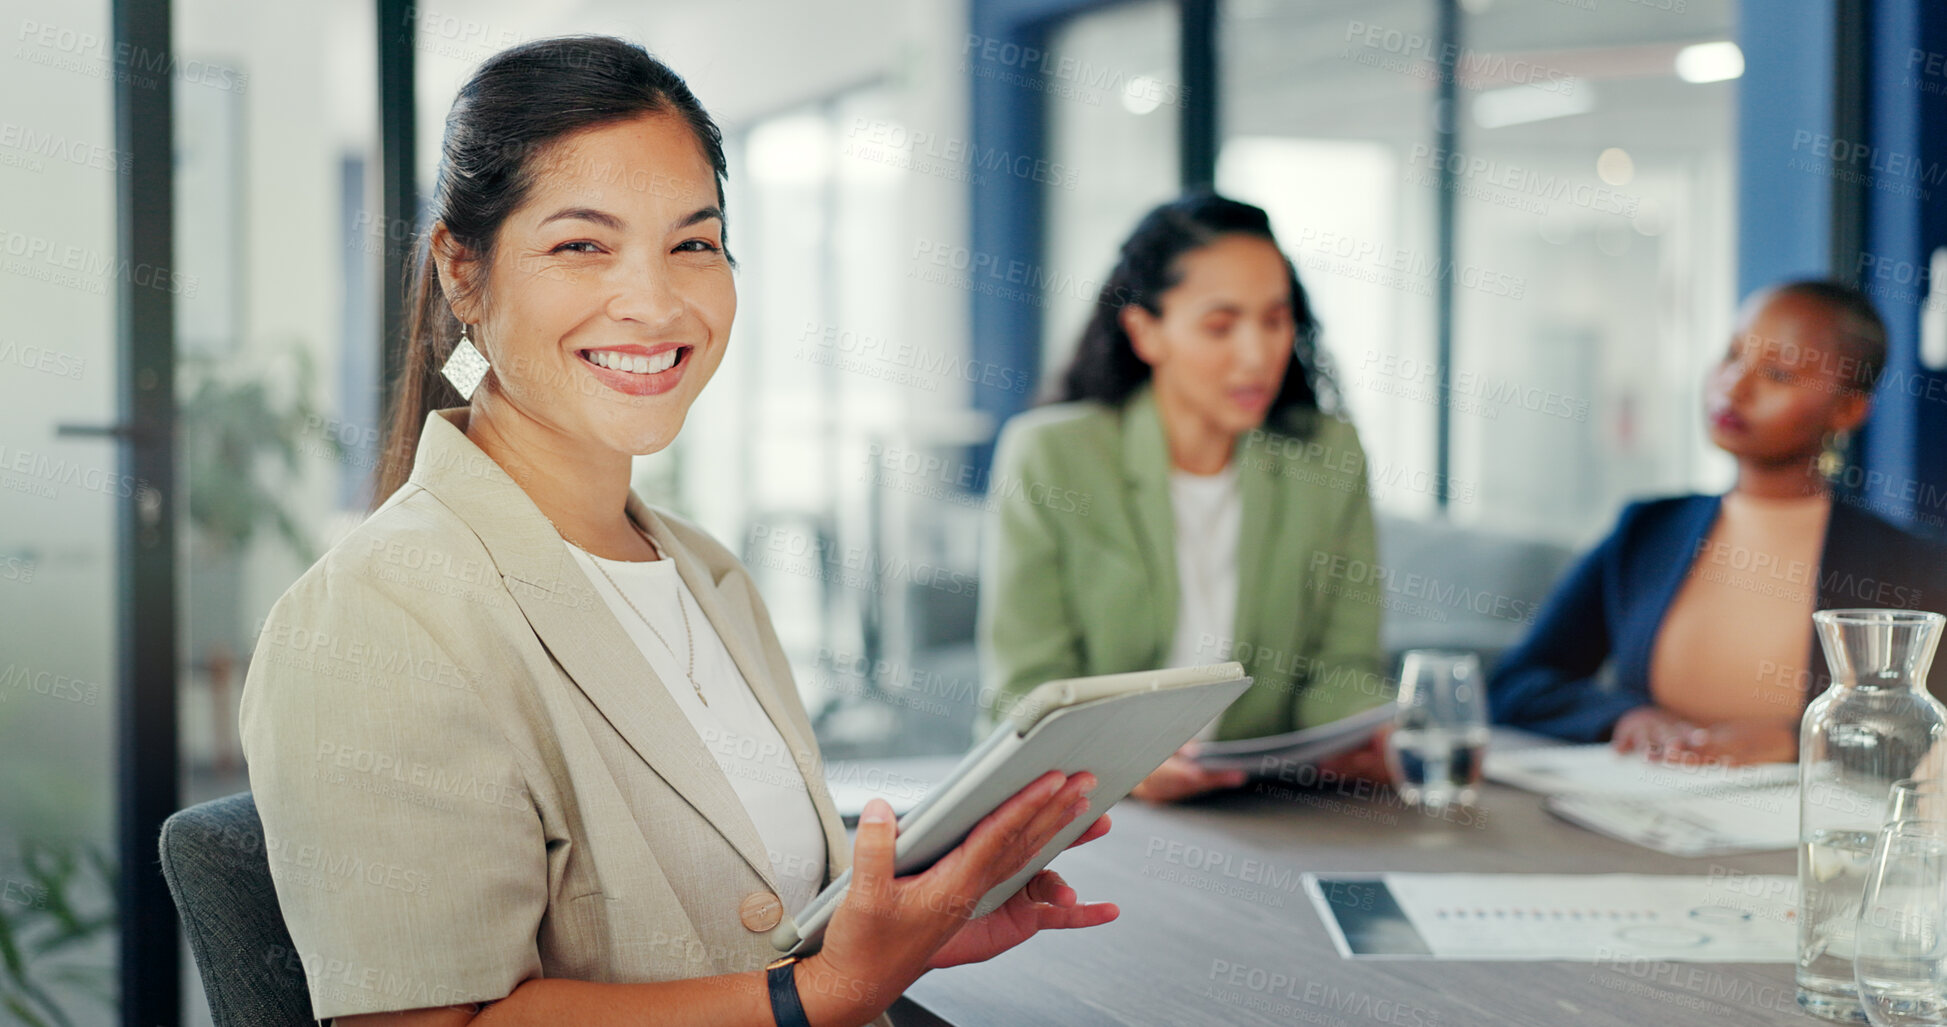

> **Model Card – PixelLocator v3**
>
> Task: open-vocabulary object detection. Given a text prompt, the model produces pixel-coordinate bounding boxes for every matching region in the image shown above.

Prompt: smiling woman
[239,34,1116,1027]
[379,102,738,561]
[431,110,737,542]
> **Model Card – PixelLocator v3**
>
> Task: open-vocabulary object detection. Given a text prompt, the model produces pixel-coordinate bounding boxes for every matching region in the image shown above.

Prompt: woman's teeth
[584,348,680,374]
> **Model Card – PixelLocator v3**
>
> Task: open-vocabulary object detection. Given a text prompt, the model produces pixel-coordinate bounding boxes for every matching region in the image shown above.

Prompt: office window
[704,97,908,753]
[1040,0,1183,380]
[1448,0,1739,543]
[1214,0,1738,541]
[1218,0,1443,519]
[687,90,988,759]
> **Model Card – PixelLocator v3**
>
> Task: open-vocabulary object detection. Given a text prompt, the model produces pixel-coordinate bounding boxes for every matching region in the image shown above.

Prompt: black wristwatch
[765,954,812,1027]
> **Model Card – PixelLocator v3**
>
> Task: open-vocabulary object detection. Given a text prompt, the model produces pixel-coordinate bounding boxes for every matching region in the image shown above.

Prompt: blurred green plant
[178,344,342,774]
[180,345,340,563]
[0,839,116,1027]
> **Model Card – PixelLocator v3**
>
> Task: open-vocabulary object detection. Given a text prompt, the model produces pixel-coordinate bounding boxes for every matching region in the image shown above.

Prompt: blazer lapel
[408,408,783,895]
[633,497,850,881]
[1621,494,1724,690]
[1661,494,1723,602]
[1121,386,1179,665]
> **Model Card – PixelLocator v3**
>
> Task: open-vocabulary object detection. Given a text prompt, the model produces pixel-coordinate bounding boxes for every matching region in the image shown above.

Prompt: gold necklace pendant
[552,513,708,706]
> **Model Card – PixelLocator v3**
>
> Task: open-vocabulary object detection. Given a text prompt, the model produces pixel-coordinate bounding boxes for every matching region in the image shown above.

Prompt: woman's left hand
[924,814,1116,969]
[1653,718,1797,765]
[1314,723,1394,786]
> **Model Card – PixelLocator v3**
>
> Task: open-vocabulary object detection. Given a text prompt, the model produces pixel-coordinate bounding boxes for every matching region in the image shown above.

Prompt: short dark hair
[1763,279,1889,393]
[1053,191,1338,432]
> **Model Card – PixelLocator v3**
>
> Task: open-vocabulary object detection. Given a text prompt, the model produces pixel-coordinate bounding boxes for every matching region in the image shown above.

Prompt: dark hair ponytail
[372,35,728,507]
[1055,191,1337,431]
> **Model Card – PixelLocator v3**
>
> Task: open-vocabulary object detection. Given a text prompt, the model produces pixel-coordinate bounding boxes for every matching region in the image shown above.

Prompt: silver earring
[441,324,490,401]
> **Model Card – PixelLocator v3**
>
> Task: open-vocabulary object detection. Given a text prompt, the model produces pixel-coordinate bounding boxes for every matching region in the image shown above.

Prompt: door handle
[52,422,163,528]
[54,421,137,439]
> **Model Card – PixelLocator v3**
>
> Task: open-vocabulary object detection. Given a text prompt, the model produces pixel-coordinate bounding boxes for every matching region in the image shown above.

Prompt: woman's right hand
[1129,744,1247,803]
[800,770,1110,1026]
[1611,705,1699,758]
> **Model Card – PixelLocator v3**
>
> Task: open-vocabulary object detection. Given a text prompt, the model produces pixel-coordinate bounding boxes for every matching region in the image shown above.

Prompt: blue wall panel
[967,0,1126,448]
[1737,0,1835,296]
[1857,0,1947,534]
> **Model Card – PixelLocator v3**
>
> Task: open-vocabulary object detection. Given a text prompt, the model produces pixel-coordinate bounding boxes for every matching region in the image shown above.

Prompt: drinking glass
[1856,819,1947,1026]
[1382,650,1487,813]
[1890,780,1946,825]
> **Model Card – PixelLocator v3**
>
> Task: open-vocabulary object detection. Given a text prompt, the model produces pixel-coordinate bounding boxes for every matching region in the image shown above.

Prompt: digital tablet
[772,661,1254,955]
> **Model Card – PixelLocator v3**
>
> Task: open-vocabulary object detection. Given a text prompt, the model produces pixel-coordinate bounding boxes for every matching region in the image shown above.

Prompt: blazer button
[739,891,783,933]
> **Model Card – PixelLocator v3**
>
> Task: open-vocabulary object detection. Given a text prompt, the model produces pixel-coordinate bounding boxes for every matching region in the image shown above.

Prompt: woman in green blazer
[979,193,1391,802]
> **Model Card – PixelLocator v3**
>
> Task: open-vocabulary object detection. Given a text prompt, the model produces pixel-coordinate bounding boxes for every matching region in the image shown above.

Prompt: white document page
[1483,744,1799,855]
[1543,785,1799,857]
[1306,873,1797,962]
[1484,744,1798,798]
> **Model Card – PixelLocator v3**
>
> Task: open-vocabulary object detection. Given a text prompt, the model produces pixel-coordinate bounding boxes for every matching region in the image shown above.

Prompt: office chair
[159,792,316,1026]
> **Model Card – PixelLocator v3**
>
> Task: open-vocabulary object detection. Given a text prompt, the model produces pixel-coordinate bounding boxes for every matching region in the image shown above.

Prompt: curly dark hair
[1054,191,1338,429]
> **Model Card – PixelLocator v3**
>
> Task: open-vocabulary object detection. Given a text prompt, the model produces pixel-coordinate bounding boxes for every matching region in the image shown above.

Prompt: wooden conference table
[836,744,1808,1027]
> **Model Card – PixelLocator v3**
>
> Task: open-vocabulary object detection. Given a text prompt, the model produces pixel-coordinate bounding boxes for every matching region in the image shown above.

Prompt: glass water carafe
[1799,609,1947,1023]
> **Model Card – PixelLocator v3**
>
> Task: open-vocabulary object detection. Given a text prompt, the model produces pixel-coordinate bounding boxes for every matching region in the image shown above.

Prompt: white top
[565,542,828,914]
[1165,464,1242,742]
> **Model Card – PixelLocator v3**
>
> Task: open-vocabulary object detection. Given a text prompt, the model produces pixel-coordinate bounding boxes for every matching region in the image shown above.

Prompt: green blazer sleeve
[1286,422,1389,730]
[977,412,1086,728]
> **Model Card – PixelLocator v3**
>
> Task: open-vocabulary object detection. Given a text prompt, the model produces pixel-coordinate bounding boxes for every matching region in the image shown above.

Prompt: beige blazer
[239,407,890,1024]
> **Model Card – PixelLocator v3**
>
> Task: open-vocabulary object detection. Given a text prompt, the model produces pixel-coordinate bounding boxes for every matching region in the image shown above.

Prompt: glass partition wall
[0,2,125,1023]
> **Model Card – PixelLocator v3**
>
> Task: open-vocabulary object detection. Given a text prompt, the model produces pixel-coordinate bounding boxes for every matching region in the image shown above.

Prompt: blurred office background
[7,0,1947,1023]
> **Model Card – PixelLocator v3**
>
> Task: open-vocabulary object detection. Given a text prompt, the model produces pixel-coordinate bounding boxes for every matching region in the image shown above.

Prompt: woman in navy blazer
[1489,494,1942,740]
[1490,280,1945,762]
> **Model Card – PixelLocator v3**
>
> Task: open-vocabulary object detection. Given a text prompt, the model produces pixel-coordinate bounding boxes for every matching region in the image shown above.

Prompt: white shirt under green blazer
[239,407,891,1024]
[978,383,1391,741]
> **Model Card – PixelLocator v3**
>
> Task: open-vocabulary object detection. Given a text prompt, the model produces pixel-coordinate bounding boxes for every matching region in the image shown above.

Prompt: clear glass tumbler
[1383,649,1487,813]
[1889,780,1947,825]
[1856,819,1947,1026]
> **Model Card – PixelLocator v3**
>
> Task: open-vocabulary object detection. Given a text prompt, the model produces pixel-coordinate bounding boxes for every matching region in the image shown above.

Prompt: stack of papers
[1190,703,1395,772]
[1484,745,1799,857]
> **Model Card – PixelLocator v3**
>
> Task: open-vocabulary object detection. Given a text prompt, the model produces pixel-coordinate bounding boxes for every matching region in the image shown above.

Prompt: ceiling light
[1596,147,1635,186]
[1472,85,1596,129]
[1122,75,1166,115]
[1676,41,1744,83]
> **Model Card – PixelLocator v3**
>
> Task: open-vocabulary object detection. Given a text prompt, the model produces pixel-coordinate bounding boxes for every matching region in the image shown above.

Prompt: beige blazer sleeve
[239,551,550,1019]
[242,408,891,1025]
